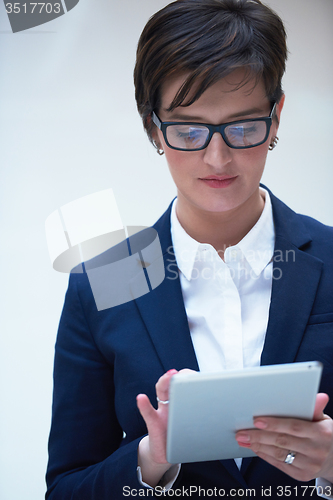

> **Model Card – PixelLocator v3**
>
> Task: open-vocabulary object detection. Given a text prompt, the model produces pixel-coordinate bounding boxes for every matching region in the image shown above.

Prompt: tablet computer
[166,361,322,464]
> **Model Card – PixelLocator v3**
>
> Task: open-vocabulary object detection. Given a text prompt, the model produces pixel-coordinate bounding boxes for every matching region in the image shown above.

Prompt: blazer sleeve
[45,273,147,500]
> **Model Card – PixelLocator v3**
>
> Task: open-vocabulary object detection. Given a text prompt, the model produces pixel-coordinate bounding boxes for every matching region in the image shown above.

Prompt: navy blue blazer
[46,188,333,499]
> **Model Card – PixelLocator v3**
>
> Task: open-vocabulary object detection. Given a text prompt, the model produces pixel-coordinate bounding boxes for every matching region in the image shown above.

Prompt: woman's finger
[136,369,178,432]
[155,369,178,407]
[235,396,333,483]
[136,393,156,428]
[313,393,329,421]
[250,449,319,482]
[137,369,179,467]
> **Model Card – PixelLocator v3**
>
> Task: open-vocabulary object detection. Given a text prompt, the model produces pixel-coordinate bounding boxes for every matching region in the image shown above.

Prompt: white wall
[0,1,332,499]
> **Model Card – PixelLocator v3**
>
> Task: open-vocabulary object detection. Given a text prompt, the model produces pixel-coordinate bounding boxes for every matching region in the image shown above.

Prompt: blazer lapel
[260,190,324,366]
[134,203,200,373]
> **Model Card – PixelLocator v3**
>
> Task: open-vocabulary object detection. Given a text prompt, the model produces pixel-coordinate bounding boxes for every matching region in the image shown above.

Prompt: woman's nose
[203,132,232,168]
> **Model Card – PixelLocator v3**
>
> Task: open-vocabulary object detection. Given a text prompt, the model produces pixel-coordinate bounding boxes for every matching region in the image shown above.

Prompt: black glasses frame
[152,102,277,151]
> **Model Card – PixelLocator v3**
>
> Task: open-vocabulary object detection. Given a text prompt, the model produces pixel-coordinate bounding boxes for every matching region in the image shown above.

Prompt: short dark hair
[134,0,287,144]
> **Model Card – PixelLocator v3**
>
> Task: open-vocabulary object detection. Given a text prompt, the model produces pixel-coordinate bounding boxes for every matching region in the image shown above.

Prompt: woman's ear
[275,94,285,125]
[269,95,285,150]
[152,130,164,151]
[147,113,162,148]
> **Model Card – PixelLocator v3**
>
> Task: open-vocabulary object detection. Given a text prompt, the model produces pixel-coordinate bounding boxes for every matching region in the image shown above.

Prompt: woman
[46,1,333,498]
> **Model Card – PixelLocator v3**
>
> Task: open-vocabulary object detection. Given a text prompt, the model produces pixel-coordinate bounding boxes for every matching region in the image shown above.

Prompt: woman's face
[153,70,284,217]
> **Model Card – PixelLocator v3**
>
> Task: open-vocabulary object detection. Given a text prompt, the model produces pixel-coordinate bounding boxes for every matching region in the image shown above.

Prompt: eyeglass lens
[166,120,268,150]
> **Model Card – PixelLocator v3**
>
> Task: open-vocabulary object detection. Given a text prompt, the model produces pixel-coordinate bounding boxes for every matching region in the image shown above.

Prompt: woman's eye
[229,125,257,136]
[167,125,209,148]
[177,129,202,142]
[176,131,191,138]
[228,127,243,136]
[243,125,258,134]
[177,128,198,136]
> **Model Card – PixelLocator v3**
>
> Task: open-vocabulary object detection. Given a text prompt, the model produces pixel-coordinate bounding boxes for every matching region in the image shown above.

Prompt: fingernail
[254,419,267,429]
[167,369,177,375]
[237,442,252,448]
[236,432,250,443]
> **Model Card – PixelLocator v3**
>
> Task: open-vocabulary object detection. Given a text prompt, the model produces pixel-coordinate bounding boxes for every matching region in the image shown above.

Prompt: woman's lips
[199,176,238,188]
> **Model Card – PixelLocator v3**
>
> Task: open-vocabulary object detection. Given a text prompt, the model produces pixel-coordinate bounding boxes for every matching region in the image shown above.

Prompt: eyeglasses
[152,102,276,151]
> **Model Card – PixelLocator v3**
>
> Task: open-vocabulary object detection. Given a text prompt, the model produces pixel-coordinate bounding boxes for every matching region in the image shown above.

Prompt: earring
[269,136,279,150]
[153,140,164,156]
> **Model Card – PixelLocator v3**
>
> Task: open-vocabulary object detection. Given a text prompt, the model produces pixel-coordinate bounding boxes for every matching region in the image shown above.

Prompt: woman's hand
[136,368,194,487]
[235,393,333,483]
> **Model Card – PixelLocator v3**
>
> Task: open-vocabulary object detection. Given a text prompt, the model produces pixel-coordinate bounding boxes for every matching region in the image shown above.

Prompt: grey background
[0,0,332,498]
